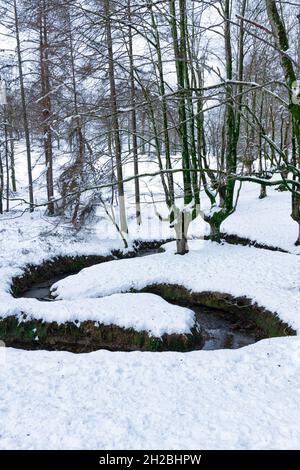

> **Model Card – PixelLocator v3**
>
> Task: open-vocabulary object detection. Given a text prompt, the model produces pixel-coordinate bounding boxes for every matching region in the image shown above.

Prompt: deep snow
[0,160,300,449]
[1,337,300,450]
[0,231,299,449]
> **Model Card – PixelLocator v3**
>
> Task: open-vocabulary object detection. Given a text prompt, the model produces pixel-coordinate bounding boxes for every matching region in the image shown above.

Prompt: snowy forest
[0,0,300,453]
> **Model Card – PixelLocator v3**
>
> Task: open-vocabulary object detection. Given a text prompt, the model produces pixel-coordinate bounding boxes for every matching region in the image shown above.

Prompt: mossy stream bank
[1,240,295,353]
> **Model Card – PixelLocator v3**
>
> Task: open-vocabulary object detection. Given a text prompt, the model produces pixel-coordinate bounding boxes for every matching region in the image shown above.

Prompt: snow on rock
[0,293,196,338]
[1,336,300,449]
[52,240,300,332]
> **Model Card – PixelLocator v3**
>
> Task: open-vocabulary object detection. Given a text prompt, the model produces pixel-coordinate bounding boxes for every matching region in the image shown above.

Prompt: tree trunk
[4,108,9,212]
[259,184,267,199]
[8,119,16,192]
[0,152,3,214]
[14,0,34,212]
[209,220,222,243]
[224,0,237,217]
[169,0,192,207]
[266,0,300,245]
[104,0,128,236]
[174,210,189,255]
[295,221,300,246]
[291,192,300,245]
[39,0,54,215]
[258,91,267,199]
[147,0,175,219]
[67,4,85,224]
[128,0,141,225]
[176,236,189,256]
[140,111,146,155]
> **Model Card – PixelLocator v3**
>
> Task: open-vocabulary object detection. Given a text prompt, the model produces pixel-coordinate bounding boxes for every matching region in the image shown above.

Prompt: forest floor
[0,151,300,449]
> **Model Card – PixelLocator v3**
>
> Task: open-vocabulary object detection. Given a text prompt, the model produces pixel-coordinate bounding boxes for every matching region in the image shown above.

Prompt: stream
[21,247,259,351]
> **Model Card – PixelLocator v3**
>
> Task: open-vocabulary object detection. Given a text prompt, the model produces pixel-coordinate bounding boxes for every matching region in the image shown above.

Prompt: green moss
[0,315,203,353]
[11,239,171,298]
[11,254,116,297]
[136,283,295,339]
[7,244,295,353]
[149,337,162,352]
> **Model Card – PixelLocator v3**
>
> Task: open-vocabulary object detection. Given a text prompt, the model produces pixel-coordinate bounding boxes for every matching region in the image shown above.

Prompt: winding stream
[20,246,259,351]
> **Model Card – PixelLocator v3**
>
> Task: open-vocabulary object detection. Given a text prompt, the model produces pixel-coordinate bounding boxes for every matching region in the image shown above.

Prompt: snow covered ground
[0,152,300,449]
[0,292,196,338]
[222,183,300,254]
[3,143,300,254]
[1,337,300,449]
[52,240,300,333]
[0,232,299,448]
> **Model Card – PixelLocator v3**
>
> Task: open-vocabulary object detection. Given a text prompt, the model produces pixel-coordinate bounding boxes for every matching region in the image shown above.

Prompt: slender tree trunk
[147,0,175,216]
[39,0,54,215]
[258,93,267,198]
[174,209,189,255]
[14,0,34,212]
[266,0,300,245]
[202,0,244,242]
[104,0,128,235]
[183,21,200,212]
[140,111,146,155]
[67,4,85,224]
[295,220,300,246]
[8,118,16,192]
[141,87,170,205]
[169,0,193,253]
[128,0,141,225]
[4,107,9,212]
[170,0,192,208]
[224,0,237,209]
[0,151,3,214]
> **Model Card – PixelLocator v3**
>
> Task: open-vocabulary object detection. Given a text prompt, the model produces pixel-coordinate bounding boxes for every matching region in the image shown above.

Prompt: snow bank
[1,135,299,450]
[52,240,300,332]
[0,293,196,337]
[1,336,300,449]
[222,183,300,254]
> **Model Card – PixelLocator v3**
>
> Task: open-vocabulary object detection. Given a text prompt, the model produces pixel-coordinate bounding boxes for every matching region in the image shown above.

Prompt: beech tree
[0,0,299,248]
[265,0,300,245]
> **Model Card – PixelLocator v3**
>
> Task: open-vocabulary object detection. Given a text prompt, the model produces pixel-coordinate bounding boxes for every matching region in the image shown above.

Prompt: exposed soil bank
[2,238,295,353]
[136,284,296,338]
[2,239,205,353]
[0,315,203,353]
[219,233,289,253]
[11,240,167,298]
